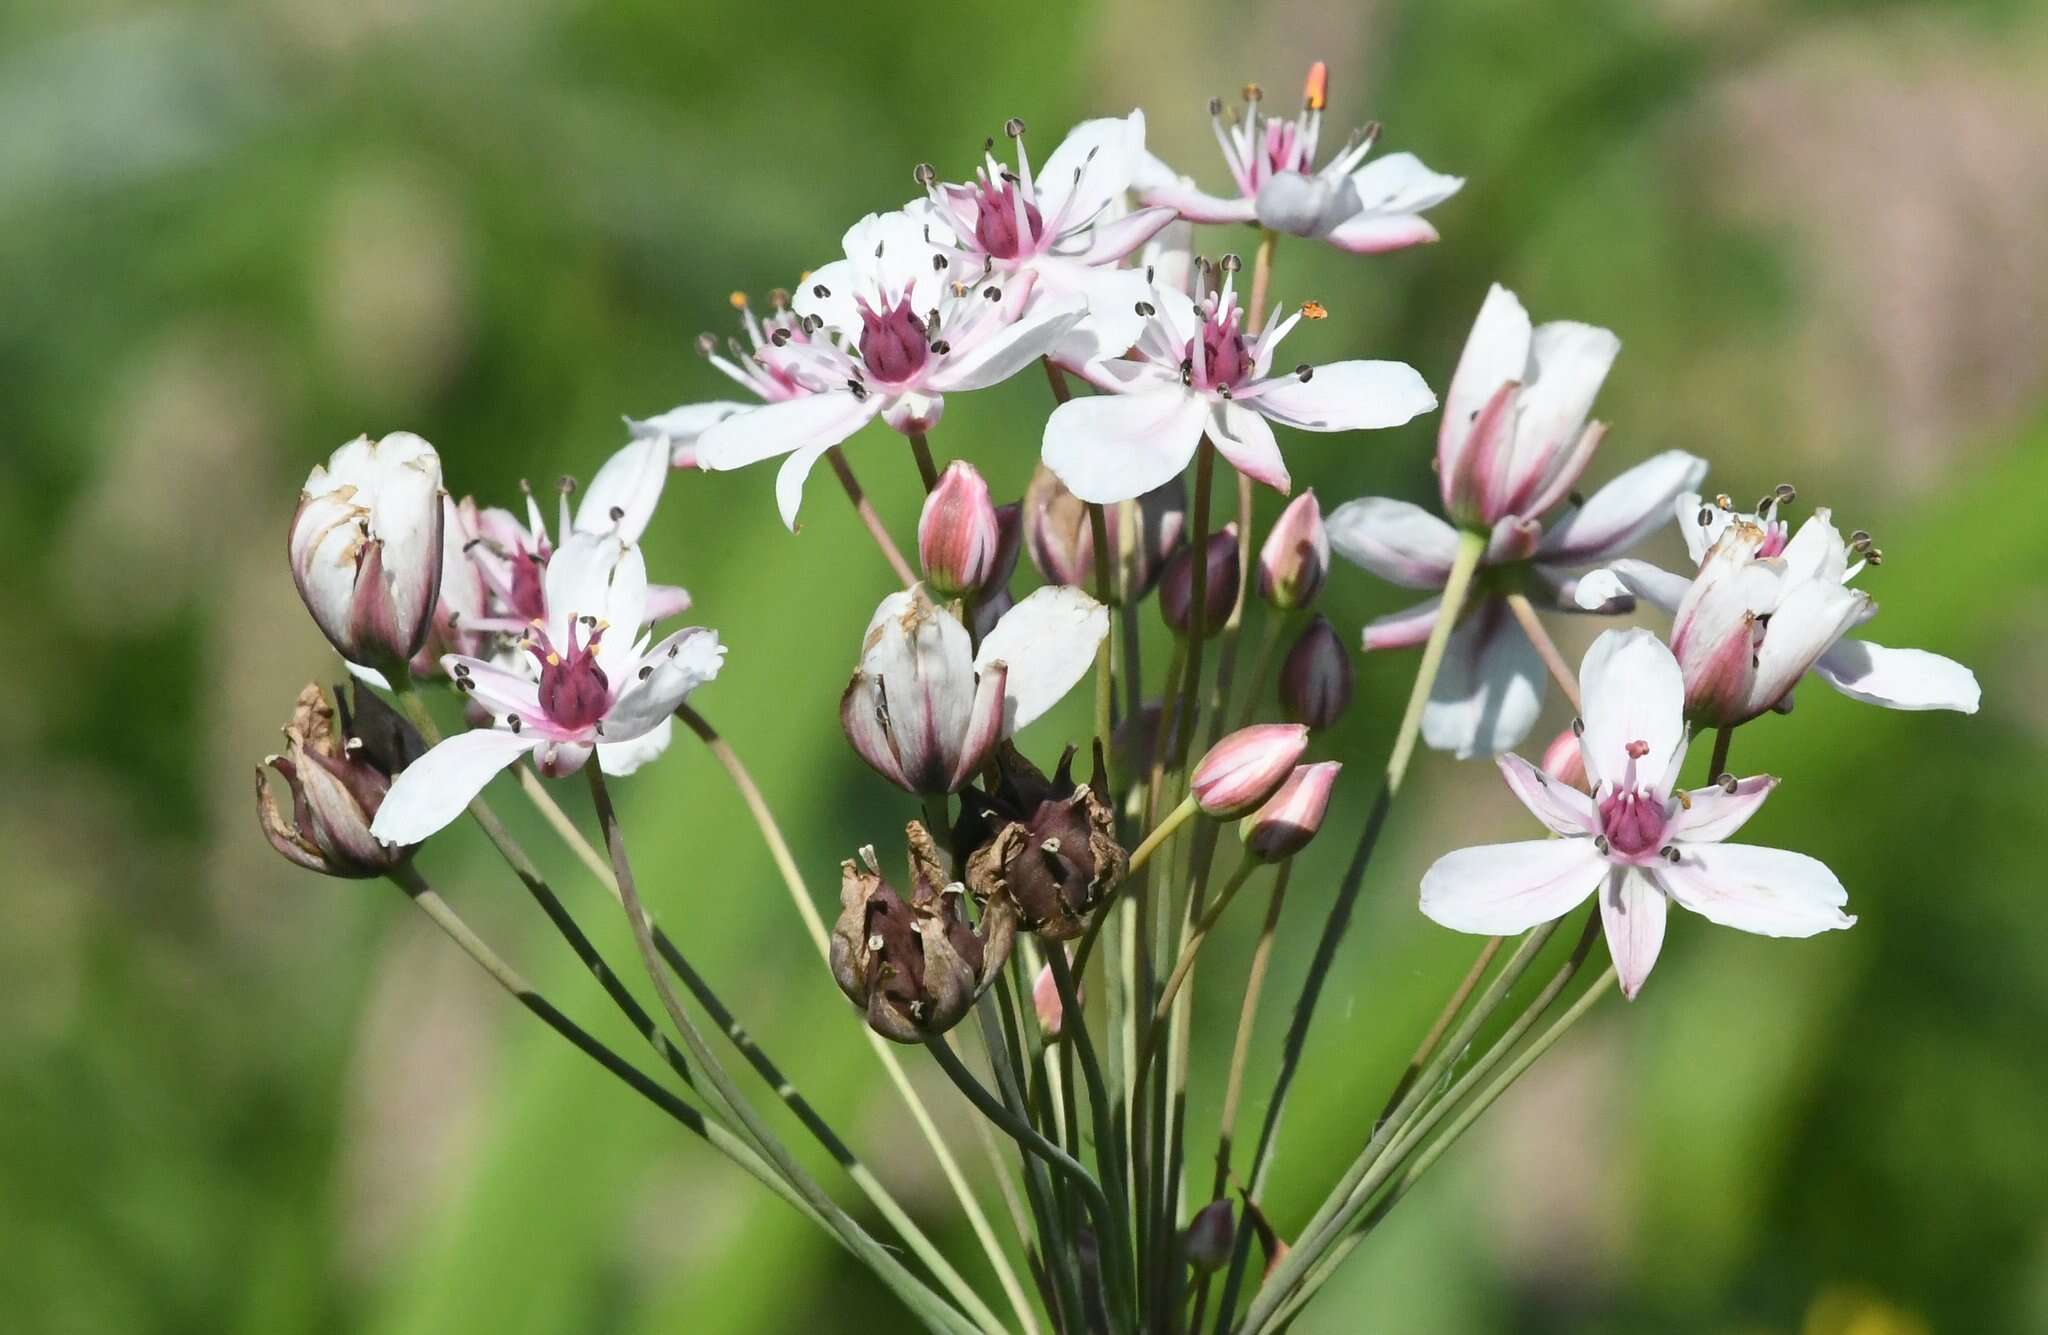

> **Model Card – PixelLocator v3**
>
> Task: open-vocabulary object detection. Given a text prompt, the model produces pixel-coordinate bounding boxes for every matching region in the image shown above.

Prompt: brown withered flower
[957,745,1127,941]
[830,821,1016,1043]
[257,682,425,878]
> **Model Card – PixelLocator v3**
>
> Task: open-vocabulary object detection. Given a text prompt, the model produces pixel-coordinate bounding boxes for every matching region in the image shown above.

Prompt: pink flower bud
[290,432,446,673]
[1159,524,1240,639]
[1183,1200,1235,1273]
[1279,615,1352,729]
[1241,761,1341,860]
[1023,465,1186,604]
[1032,960,1081,1039]
[1192,723,1309,817]
[1256,490,1329,610]
[918,461,1003,598]
[1538,725,1590,793]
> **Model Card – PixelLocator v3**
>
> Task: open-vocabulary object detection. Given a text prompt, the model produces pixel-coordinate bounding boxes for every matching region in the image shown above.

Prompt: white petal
[1513,321,1620,487]
[1325,497,1460,590]
[1039,112,1145,225]
[1497,752,1600,836]
[597,545,650,675]
[574,437,669,544]
[606,627,724,739]
[1777,509,1851,589]
[695,390,875,473]
[369,727,537,845]
[1055,263,1154,360]
[1600,867,1668,999]
[626,400,752,454]
[442,655,541,720]
[1571,558,1690,614]
[1076,206,1177,266]
[1655,844,1854,938]
[1579,627,1686,782]
[1440,285,1532,490]
[1361,596,1441,651]
[976,586,1109,734]
[1538,450,1709,566]
[1249,360,1437,433]
[1747,579,1869,716]
[1669,774,1775,842]
[1209,400,1288,492]
[1813,640,1980,714]
[857,590,978,793]
[544,532,628,641]
[1420,838,1606,935]
[1422,597,1547,758]
[928,302,1084,393]
[1342,152,1466,217]
[598,716,674,777]
[790,257,862,334]
[1254,170,1354,237]
[1041,384,1207,504]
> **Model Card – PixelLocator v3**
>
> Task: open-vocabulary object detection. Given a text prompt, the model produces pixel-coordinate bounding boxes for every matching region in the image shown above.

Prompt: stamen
[1295,363,1312,381]
[1299,301,1327,320]
[1718,773,1738,793]
[913,162,936,187]
[1594,835,1610,854]
[1004,116,1026,138]
[1572,717,1586,736]
[695,333,718,356]
[812,283,830,299]
[1135,300,1155,317]
[728,291,747,310]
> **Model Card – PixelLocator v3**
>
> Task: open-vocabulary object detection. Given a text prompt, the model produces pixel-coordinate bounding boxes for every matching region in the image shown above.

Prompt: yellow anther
[1299,300,1328,320]
[728,290,748,310]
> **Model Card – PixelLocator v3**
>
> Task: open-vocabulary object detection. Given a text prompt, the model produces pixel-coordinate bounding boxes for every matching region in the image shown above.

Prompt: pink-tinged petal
[1077,206,1178,266]
[1322,213,1440,254]
[1443,380,1521,524]
[947,660,1007,790]
[841,674,911,790]
[643,583,692,622]
[573,437,669,543]
[1670,774,1776,842]
[1135,168,1257,225]
[1514,421,1609,523]
[1247,360,1437,433]
[1325,497,1460,590]
[1600,867,1668,999]
[1814,640,1980,714]
[1439,285,1532,494]
[1483,515,1541,565]
[1042,384,1208,504]
[1571,558,1690,614]
[1538,450,1710,566]
[975,586,1109,734]
[929,301,1085,392]
[1579,627,1686,784]
[607,627,724,740]
[1507,321,1620,504]
[442,655,542,720]
[696,390,876,475]
[845,589,978,794]
[1497,752,1600,836]
[369,727,538,845]
[1654,844,1854,938]
[597,716,673,777]
[1420,838,1606,935]
[1209,401,1289,493]
[1422,597,1546,758]
[1362,596,1442,651]
[1747,579,1870,717]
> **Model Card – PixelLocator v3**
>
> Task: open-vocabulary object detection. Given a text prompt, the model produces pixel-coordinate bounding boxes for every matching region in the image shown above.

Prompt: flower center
[528,617,611,732]
[1187,307,1252,392]
[1597,739,1669,859]
[858,296,931,385]
[972,177,1045,260]
[1262,119,1309,178]
[508,542,548,623]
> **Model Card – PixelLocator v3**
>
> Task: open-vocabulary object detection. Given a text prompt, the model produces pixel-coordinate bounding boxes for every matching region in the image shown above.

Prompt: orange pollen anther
[1303,61,1328,111]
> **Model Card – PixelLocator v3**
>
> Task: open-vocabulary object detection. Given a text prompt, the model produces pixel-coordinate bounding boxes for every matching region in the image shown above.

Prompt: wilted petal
[1813,640,1980,714]
[1421,598,1545,758]
[1497,752,1599,836]
[1042,383,1208,504]
[976,586,1109,734]
[1655,844,1854,938]
[1325,497,1460,590]
[1420,838,1604,935]
[1600,867,1668,1000]
[370,727,538,845]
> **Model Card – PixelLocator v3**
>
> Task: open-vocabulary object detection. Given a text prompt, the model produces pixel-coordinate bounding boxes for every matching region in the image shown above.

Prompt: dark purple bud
[1158,524,1241,638]
[1278,615,1352,729]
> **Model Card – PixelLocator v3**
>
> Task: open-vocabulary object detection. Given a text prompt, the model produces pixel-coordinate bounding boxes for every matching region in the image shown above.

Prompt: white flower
[1577,492,1980,722]
[627,291,821,468]
[1134,64,1461,254]
[695,211,1084,529]
[1420,628,1855,999]
[369,532,724,845]
[291,432,446,673]
[1041,263,1435,504]
[914,113,1176,364]
[842,585,1109,796]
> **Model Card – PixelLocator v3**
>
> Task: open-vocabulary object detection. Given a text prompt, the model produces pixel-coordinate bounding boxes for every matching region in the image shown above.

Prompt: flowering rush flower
[1134,64,1462,254]
[291,432,446,674]
[369,532,724,844]
[1421,628,1855,998]
[1328,283,1707,757]
[914,113,1177,363]
[626,290,817,469]
[1576,491,1979,723]
[842,585,1109,797]
[696,211,1084,529]
[1042,261,1436,503]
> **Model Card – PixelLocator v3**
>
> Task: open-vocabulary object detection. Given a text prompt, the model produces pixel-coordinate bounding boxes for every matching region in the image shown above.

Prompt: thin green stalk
[1046,943,1132,1288]
[1708,724,1734,782]
[1124,794,1200,879]
[978,998,1084,1332]
[827,445,917,589]
[1089,500,1118,788]
[586,765,977,1335]
[909,430,941,492]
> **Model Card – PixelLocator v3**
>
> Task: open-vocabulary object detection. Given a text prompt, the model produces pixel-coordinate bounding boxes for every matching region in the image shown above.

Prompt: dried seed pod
[957,746,1127,941]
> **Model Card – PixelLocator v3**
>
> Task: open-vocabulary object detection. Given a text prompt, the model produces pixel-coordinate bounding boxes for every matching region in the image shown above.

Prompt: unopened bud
[1241,761,1341,860]
[1159,524,1241,638]
[1192,723,1309,817]
[1032,959,1081,1039]
[1256,490,1329,610]
[1538,725,1590,793]
[918,461,1003,598]
[1184,1200,1235,1273]
[1279,615,1352,729]
[256,683,423,878]
[1023,466,1186,604]
[290,433,446,674]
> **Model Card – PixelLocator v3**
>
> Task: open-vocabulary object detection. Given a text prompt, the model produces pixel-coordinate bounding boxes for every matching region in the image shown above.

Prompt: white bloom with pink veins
[1041,263,1436,504]
[369,532,724,845]
[1134,64,1462,254]
[695,211,1085,530]
[1327,283,1707,758]
[1576,492,1980,723]
[914,113,1177,364]
[1420,628,1855,999]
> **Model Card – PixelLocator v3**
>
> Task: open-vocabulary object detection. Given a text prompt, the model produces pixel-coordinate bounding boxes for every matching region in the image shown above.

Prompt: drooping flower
[369,533,724,844]
[1133,64,1462,254]
[290,432,446,674]
[1327,283,1706,757]
[696,211,1085,529]
[914,113,1177,364]
[1042,262,1436,504]
[1576,491,1980,723]
[841,585,1110,797]
[627,289,819,468]
[1419,629,1855,998]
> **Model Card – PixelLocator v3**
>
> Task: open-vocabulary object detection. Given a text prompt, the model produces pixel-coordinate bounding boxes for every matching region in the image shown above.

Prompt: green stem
[1708,724,1734,782]
[1124,794,1201,879]
[909,430,941,492]
[827,446,918,589]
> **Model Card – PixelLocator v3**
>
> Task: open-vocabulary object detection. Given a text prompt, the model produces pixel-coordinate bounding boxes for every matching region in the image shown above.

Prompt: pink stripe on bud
[1242,761,1341,860]
[1192,723,1309,816]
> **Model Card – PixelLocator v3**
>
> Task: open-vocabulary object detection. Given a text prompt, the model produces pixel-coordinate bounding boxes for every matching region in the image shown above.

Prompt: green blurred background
[4,0,2044,1331]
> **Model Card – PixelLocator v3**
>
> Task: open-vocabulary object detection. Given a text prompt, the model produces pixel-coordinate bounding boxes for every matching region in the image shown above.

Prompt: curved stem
[1124,794,1201,880]
[827,446,917,589]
